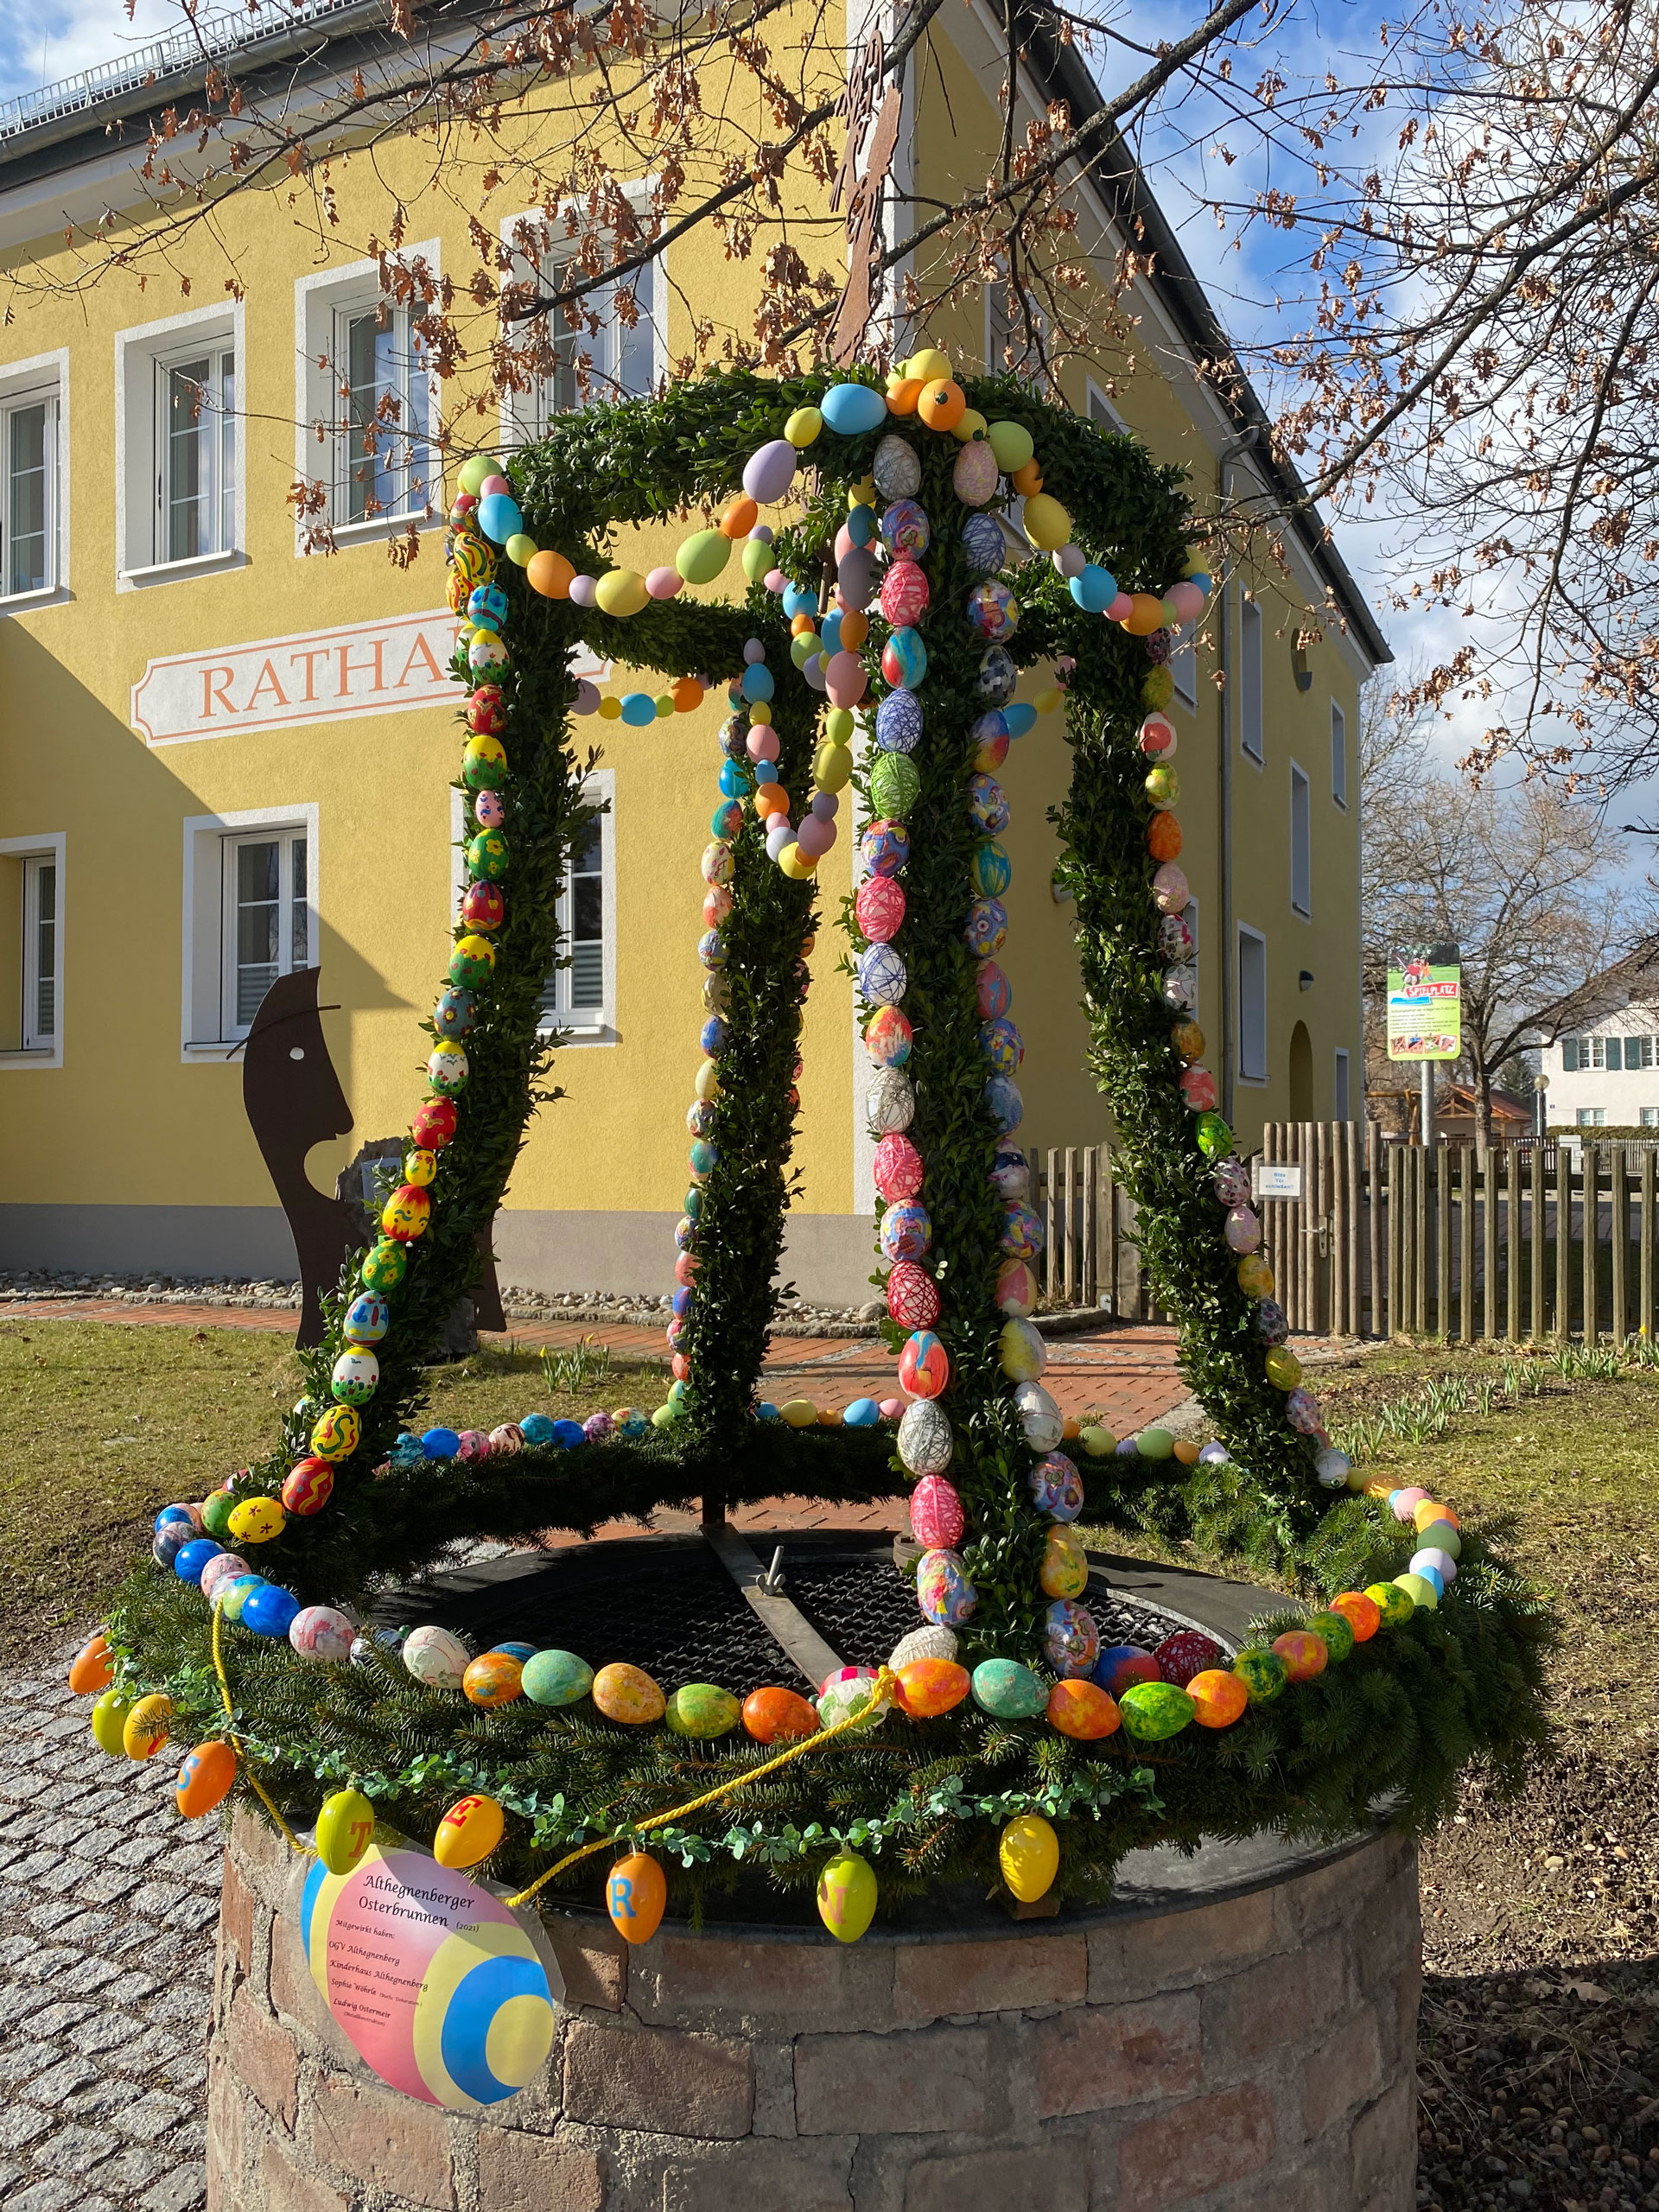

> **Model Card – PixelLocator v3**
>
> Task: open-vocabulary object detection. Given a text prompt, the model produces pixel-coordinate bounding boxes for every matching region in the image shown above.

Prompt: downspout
[1217,425,1261,1127]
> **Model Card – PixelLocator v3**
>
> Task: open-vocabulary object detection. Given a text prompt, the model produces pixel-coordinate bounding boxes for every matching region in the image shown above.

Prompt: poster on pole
[1386,943,1461,1061]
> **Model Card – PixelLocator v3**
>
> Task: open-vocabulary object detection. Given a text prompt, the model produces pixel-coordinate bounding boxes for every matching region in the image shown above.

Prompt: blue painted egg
[875,690,924,754]
[741,663,774,703]
[981,1016,1023,1073]
[968,773,1010,834]
[701,1016,728,1057]
[970,1658,1046,1719]
[173,1538,223,1586]
[476,492,523,544]
[243,1584,302,1639]
[861,818,911,877]
[984,1076,1024,1133]
[551,1419,587,1447]
[689,1137,717,1177]
[977,646,1017,703]
[880,1200,932,1262]
[820,382,888,435]
[847,504,877,546]
[1029,1452,1084,1520]
[717,758,751,798]
[434,988,475,1039]
[1000,1203,1044,1258]
[698,929,727,969]
[387,1433,425,1470]
[961,512,1006,573]
[519,1414,557,1446]
[858,944,908,1007]
[154,1503,199,1535]
[843,1398,880,1427]
[881,627,928,690]
[1002,702,1037,738]
[343,1294,390,1346]
[1070,564,1115,613]
[916,1548,977,1626]
[970,709,1009,752]
[1045,1599,1101,1678]
[782,584,818,620]
[467,583,508,631]
[880,499,931,560]
[521,1649,594,1706]
[966,580,1018,641]
[964,899,1007,957]
[422,1427,461,1459]
[972,842,1013,898]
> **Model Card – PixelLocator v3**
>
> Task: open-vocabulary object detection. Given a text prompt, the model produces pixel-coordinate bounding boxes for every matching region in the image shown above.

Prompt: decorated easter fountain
[78,353,1548,2204]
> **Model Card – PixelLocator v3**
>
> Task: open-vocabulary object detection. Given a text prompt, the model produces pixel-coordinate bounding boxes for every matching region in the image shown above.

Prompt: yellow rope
[503,1665,900,1909]
[212,1602,309,1856]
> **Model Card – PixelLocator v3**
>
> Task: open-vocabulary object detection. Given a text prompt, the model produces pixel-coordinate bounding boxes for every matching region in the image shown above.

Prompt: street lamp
[1534,1071,1548,1139]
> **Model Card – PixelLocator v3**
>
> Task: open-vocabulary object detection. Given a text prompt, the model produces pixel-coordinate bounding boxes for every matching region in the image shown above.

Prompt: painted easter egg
[1047,1679,1121,1740]
[427,1042,470,1094]
[897,1397,952,1476]
[1272,1629,1329,1682]
[984,1077,1023,1134]
[175,1738,238,1817]
[961,511,1006,573]
[889,1626,957,1670]
[1028,1452,1084,1522]
[1119,1681,1197,1739]
[330,1349,380,1408]
[1329,1591,1382,1644]
[880,628,928,693]
[899,1329,950,1398]
[863,1064,912,1134]
[895,1657,970,1719]
[817,1667,885,1730]
[872,434,922,499]
[462,1652,524,1708]
[874,688,924,756]
[909,1474,964,1550]
[217,1576,266,1623]
[999,1814,1059,1903]
[592,1663,665,1725]
[172,1537,223,1586]
[1187,1670,1249,1729]
[1230,1649,1288,1705]
[471,793,508,838]
[243,1585,302,1639]
[1154,1631,1224,1688]
[869,751,921,820]
[977,645,1017,703]
[289,1605,356,1662]
[865,1012,913,1076]
[68,1635,115,1696]
[1236,1255,1274,1300]
[880,1200,931,1262]
[953,437,1000,505]
[998,1317,1046,1382]
[964,899,1007,957]
[743,437,797,503]
[403,1624,471,1691]
[227,1495,287,1545]
[91,1689,136,1754]
[742,1687,819,1744]
[1039,1526,1089,1600]
[967,772,1010,835]
[873,1133,924,1203]
[817,1852,878,1944]
[971,1658,1046,1720]
[360,1241,409,1296]
[664,1684,742,1738]
[996,1260,1038,1319]
[861,817,911,876]
[1306,1608,1357,1662]
[1015,1380,1064,1452]
[879,500,931,565]
[859,943,908,1007]
[1044,1599,1101,1677]
[915,1548,977,1625]
[1255,1298,1290,1346]
[965,579,1017,642]
[822,381,888,435]
[880,560,930,629]
[199,1488,239,1541]
[123,1694,174,1760]
[1394,1571,1438,1611]
[1285,1387,1324,1436]
[341,1294,391,1348]
[152,1522,194,1570]
[155,1503,200,1535]
[607,1852,667,1946]
[382,1185,432,1243]
[1000,1203,1044,1259]
[521,1650,594,1707]
[886,1258,940,1328]
[433,1794,505,1871]
[855,875,906,945]
[972,844,1014,905]
[1094,1645,1160,1696]
[311,1405,361,1461]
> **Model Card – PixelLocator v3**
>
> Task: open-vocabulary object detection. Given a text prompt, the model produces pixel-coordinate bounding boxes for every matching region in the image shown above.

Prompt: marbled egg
[880,628,928,692]
[521,1649,594,1706]
[895,1656,971,1718]
[899,1329,949,1398]
[1044,1599,1100,1678]
[199,1552,251,1605]
[865,1007,913,1068]
[462,1651,524,1707]
[1187,1669,1249,1729]
[973,841,1014,899]
[897,1397,952,1476]
[1118,1681,1197,1739]
[216,1576,266,1624]
[1039,1525,1089,1600]
[1231,1647,1289,1703]
[961,511,1007,573]
[909,1474,964,1550]
[403,1624,472,1690]
[742,1686,819,1742]
[970,1658,1046,1720]
[880,560,930,628]
[1255,1299,1290,1346]
[664,1683,741,1738]
[1046,1678,1121,1739]
[152,1522,194,1570]
[1094,1645,1158,1695]
[999,1317,1046,1382]
[1154,1630,1224,1688]
[874,688,924,754]
[1306,1609,1358,1662]
[242,1584,301,1640]
[872,435,921,499]
[984,1076,1023,1134]
[592,1662,665,1725]
[1211,1155,1252,1206]
[1028,1452,1084,1521]
[289,1605,355,1662]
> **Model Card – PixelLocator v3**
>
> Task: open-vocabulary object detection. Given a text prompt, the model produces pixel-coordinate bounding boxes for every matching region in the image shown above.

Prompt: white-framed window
[536,772,615,1042]
[501,205,660,444]
[1641,1107,1659,1128]
[0,834,66,1065]
[1564,1035,1609,1071]
[1578,1107,1606,1128]
[0,353,67,605]
[1633,1035,1659,1069]
[1331,699,1348,808]
[1086,381,1128,435]
[1290,761,1312,917]
[1334,1046,1351,1121]
[1237,924,1268,1083]
[181,804,318,1053]
[1240,595,1263,762]
[117,307,244,584]
[295,250,441,546]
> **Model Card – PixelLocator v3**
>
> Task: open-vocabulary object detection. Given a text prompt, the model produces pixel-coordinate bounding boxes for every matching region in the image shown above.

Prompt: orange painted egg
[175,1739,238,1818]
[381,1185,431,1242]
[1186,1669,1249,1728]
[462,1652,524,1707]
[67,1635,113,1695]
[592,1662,665,1725]
[607,1852,667,1945]
[895,1657,970,1719]
[1046,1679,1121,1739]
[1271,1629,1329,1682]
[281,1457,335,1516]
[1413,1499,1458,1532]
[1147,813,1184,862]
[742,1687,819,1744]
[1329,1591,1382,1643]
[123,1694,175,1760]
[433,1792,505,1869]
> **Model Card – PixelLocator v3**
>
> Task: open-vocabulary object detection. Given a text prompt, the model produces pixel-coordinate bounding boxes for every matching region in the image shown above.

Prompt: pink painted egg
[899,1329,950,1399]
[873,1134,924,1204]
[996,1259,1038,1317]
[886,1260,941,1329]
[1224,1205,1261,1253]
[879,560,930,628]
[855,875,906,944]
[1179,1065,1218,1112]
[909,1474,964,1550]
[952,438,1000,506]
[474,789,506,830]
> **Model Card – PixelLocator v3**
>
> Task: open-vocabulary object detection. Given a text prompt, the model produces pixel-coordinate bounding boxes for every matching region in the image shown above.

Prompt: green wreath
[92,361,1549,1921]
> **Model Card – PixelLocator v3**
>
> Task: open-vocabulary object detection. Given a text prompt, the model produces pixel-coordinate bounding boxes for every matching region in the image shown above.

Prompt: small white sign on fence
[1254,1161,1305,1201]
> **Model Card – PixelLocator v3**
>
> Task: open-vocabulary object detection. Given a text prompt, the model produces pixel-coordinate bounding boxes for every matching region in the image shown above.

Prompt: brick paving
[0,1664,216,2212]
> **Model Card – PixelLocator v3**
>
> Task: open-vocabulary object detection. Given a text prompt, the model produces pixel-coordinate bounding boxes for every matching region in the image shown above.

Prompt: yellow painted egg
[91,1689,136,1755]
[433,1793,505,1870]
[123,1694,175,1760]
[784,406,823,448]
[1039,1525,1089,1600]
[462,1652,524,1708]
[664,1683,742,1738]
[381,1185,431,1241]
[315,1787,377,1875]
[592,1662,666,1726]
[1020,493,1072,551]
[779,1399,819,1429]
[817,1851,878,1943]
[227,1495,287,1544]
[998,1813,1059,1903]
[404,1147,438,1188]
[310,1405,360,1461]
[894,1657,971,1719]
[594,567,648,616]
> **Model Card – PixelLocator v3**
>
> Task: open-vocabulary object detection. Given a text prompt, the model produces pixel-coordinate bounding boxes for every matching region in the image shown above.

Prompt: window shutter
[1563,1038,1578,1071]
[1625,1037,1640,1070]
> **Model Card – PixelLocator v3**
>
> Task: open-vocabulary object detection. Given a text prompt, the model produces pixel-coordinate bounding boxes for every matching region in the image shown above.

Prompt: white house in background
[1548,990,1659,1129]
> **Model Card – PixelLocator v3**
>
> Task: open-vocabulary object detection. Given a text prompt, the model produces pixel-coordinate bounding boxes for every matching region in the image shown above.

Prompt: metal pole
[1421,1059,1433,1149]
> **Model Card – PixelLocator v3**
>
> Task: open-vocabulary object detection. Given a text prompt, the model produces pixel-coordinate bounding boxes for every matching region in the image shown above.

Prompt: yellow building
[0,5,1387,1301]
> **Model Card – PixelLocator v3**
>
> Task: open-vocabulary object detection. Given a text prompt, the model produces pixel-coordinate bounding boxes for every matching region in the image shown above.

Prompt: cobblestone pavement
[0,1661,215,2212]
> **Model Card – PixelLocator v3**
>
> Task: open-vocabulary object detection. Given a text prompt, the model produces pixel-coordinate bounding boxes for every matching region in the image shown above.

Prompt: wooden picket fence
[1032,1126,1659,1341]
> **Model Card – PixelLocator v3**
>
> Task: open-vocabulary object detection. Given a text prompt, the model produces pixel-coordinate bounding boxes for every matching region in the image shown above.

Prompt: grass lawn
[0,1319,660,1656]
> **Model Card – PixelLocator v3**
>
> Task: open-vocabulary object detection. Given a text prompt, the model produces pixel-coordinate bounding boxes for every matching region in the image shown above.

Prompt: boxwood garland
[99,365,1552,1913]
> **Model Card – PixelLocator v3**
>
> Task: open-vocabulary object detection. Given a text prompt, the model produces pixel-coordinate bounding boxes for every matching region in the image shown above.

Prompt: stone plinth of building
[208,1806,1419,2212]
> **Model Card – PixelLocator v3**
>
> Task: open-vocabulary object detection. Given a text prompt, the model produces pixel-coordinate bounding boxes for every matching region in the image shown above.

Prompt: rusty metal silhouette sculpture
[243,969,503,1349]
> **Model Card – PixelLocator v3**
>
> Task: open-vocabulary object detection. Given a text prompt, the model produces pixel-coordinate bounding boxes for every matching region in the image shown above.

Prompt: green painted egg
[520,1649,594,1707]
[1118,1681,1196,1739]
[1417,1519,1461,1560]
[1231,1647,1288,1704]
[1363,1581,1415,1629]
[869,753,921,821]
[676,529,732,585]
[1306,1610,1356,1664]
[360,1240,408,1294]
[200,1488,238,1541]
[970,1658,1047,1720]
[1135,1427,1174,1459]
[1393,1571,1438,1611]
[664,1683,741,1738]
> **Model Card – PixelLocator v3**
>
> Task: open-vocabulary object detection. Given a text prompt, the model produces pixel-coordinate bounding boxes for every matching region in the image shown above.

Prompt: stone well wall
[208,1808,1420,2212]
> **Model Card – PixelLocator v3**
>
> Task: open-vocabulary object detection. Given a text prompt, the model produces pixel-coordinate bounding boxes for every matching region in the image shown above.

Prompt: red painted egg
[879,559,930,628]
[1179,1065,1218,1112]
[899,1330,950,1399]
[1154,1630,1224,1688]
[908,1473,964,1550]
[873,1134,924,1204]
[742,1687,820,1744]
[886,1260,940,1329]
[1097,1649,1160,1696]
[280,1457,336,1516]
[410,1096,457,1149]
[855,874,906,944]
[467,685,507,734]
[461,881,505,932]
